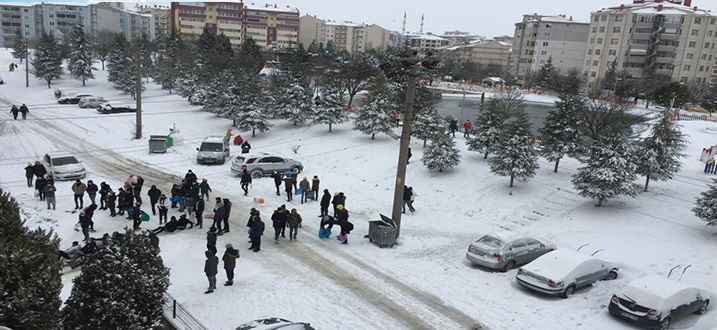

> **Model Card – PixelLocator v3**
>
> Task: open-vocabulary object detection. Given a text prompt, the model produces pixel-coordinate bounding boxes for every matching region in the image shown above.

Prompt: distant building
[138,5,170,36]
[298,15,392,54]
[439,39,512,69]
[510,14,590,82]
[243,3,299,49]
[403,33,450,55]
[440,30,483,46]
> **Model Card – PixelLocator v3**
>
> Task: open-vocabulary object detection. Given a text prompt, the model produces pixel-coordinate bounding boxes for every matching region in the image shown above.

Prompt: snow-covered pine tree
[313,83,348,132]
[411,106,445,147]
[353,78,394,139]
[31,33,64,88]
[61,229,170,330]
[282,78,314,125]
[232,81,272,137]
[106,36,128,85]
[11,30,28,63]
[466,98,508,158]
[0,190,62,330]
[636,110,687,191]
[692,179,717,226]
[422,132,461,172]
[539,94,584,172]
[571,135,641,206]
[67,22,95,86]
[538,56,557,91]
[489,110,539,187]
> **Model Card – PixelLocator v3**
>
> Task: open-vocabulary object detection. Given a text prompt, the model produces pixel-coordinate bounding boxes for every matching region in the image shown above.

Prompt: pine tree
[0,190,62,330]
[572,135,641,206]
[411,106,445,147]
[539,94,584,172]
[307,40,319,53]
[313,83,348,132]
[636,110,687,191]
[602,60,618,92]
[282,78,314,125]
[538,56,557,91]
[232,87,272,137]
[11,30,28,63]
[31,33,64,88]
[354,78,394,139]
[67,22,95,86]
[693,179,717,226]
[465,99,508,158]
[422,133,461,172]
[61,229,170,330]
[325,40,337,57]
[489,110,539,187]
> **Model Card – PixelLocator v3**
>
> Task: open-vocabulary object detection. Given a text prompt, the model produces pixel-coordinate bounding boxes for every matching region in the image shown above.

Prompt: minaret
[419,14,424,34]
[402,11,406,35]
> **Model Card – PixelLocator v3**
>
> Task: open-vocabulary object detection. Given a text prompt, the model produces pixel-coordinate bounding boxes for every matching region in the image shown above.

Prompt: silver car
[78,96,107,108]
[230,152,303,178]
[466,231,556,271]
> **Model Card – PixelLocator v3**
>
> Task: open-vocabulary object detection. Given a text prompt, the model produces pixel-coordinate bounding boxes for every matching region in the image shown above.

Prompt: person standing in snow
[331,192,346,216]
[19,103,28,120]
[407,147,412,164]
[463,120,472,138]
[157,194,168,224]
[35,175,48,201]
[212,198,225,233]
[320,189,331,217]
[32,161,47,179]
[99,182,111,210]
[132,176,144,204]
[222,244,239,286]
[204,250,218,294]
[287,208,302,241]
[335,205,353,245]
[147,185,162,215]
[449,118,458,137]
[86,180,98,205]
[241,140,251,154]
[249,213,264,252]
[299,176,310,204]
[44,182,57,210]
[184,170,197,185]
[10,105,19,120]
[24,163,34,187]
[106,190,117,217]
[240,169,252,196]
[207,227,218,254]
[283,173,293,202]
[222,198,232,234]
[199,178,211,200]
[71,179,87,210]
[130,203,143,230]
[272,171,283,196]
[195,196,205,229]
[271,207,287,241]
[402,185,412,214]
[311,175,320,200]
[407,187,416,213]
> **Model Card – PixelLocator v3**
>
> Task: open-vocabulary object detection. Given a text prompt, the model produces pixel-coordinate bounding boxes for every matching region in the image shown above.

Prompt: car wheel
[291,166,301,174]
[657,317,670,330]
[251,169,264,178]
[560,285,576,299]
[501,261,516,272]
[695,300,709,315]
[219,156,226,165]
[605,270,618,281]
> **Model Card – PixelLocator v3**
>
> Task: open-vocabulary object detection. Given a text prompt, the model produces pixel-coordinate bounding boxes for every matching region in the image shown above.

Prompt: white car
[465,231,556,271]
[78,96,107,108]
[236,317,316,330]
[43,151,86,181]
[515,249,619,298]
[609,275,710,330]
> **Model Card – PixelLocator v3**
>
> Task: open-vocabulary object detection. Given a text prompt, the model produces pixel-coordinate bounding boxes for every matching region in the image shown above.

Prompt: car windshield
[200,142,224,152]
[52,156,79,166]
[477,235,505,248]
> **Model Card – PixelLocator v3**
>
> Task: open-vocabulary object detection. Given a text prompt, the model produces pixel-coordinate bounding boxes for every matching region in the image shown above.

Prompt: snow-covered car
[236,317,316,330]
[78,96,107,108]
[96,102,137,114]
[43,151,86,181]
[58,93,96,104]
[230,152,303,178]
[515,249,619,298]
[466,231,556,271]
[608,275,710,330]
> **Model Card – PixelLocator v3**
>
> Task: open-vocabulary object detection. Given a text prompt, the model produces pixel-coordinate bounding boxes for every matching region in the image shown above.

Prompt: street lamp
[25,38,29,87]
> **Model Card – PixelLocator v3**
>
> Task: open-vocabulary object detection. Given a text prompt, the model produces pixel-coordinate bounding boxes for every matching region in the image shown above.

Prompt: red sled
[233,135,244,145]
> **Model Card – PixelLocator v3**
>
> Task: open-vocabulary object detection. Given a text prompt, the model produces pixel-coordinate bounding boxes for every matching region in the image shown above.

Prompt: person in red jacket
[463,120,472,138]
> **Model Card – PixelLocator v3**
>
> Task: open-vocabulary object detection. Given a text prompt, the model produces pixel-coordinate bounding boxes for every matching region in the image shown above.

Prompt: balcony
[659,33,678,40]
[654,68,674,76]
[654,56,674,64]
[656,44,677,51]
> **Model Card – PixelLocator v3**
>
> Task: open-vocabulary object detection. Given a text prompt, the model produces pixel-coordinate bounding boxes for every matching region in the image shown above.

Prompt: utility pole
[25,41,29,87]
[135,53,142,139]
[391,70,416,238]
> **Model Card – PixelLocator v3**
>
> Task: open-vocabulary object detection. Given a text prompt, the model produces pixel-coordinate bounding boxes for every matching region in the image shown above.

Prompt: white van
[196,136,230,164]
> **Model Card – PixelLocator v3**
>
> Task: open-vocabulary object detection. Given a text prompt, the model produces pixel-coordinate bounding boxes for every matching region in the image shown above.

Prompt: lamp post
[25,40,28,87]
[390,70,416,238]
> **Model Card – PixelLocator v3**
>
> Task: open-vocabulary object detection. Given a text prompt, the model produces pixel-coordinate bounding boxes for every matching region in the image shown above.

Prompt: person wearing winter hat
[207,227,218,254]
[299,176,310,204]
[222,244,240,286]
[199,178,212,200]
[204,250,218,294]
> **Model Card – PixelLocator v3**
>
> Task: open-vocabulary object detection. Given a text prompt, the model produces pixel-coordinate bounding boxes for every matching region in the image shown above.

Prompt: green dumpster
[166,135,174,148]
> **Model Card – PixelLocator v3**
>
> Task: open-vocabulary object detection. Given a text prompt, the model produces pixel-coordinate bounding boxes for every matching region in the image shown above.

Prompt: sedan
[466,231,556,271]
[515,249,619,298]
[43,151,86,181]
[609,275,710,330]
[230,152,303,178]
[236,317,316,330]
[58,93,95,104]
[78,96,107,108]
[97,103,137,114]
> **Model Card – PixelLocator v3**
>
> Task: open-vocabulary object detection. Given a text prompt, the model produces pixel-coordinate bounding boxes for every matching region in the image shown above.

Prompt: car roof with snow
[619,274,710,309]
[521,249,596,279]
[46,150,76,158]
[203,136,226,143]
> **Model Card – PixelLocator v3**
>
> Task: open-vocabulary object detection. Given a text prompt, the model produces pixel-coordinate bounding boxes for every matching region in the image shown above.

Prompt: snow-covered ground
[1,49,716,330]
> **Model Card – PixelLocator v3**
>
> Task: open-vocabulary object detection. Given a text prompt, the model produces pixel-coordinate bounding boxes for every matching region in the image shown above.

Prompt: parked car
[515,249,619,298]
[236,317,316,330]
[43,151,86,181]
[58,93,96,104]
[78,96,107,108]
[608,274,710,330]
[196,136,230,164]
[230,152,303,178]
[96,102,137,114]
[466,231,556,271]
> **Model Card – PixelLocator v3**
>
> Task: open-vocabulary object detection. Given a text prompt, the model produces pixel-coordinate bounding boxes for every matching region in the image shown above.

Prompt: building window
[611,38,619,45]
[609,49,617,55]
[597,38,603,44]
[694,18,702,24]
[712,18,716,25]
[586,60,591,66]
[601,15,607,22]
[702,54,708,60]
[613,27,621,33]
[49,22,54,25]
[540,50,547,55]
[593,60,598,66]
[699,65,705,72]
[544,32,550,37]
[683,65,691,71]
[542,41,548,46]
[590,38,595,44]
[595,49,601,55]
[706,42,711,49]
[591,71,597,77]
[686,53,694,59]
[615,15,623,22]
[691,29,699,36]
[49,14,54,18]
[588,49,593,55]
[689,41,696,48]
[599,26,605,33]
[592,27,597,33]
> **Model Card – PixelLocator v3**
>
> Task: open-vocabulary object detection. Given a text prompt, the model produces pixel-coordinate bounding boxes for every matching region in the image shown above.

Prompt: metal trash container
[149,135,168,154]
[367,214,397,248]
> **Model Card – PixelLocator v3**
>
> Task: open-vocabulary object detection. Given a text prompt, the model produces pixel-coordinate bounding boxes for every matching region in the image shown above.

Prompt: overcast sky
[150,0,717,37]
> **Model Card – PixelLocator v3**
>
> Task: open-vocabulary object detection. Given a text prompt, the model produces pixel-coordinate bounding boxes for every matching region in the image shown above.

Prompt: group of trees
[0,190,169,329]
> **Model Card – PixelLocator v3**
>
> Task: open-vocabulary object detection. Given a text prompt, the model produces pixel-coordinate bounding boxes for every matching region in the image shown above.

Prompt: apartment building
[440,40,513,69]
[510,14,590,81]
[403,33,450,55]
[584,0,717,86]
[138,5,170,36]
[0,2,154,47]
[243,3,299,48]
[440,30,483,46]
[298,15,393,54]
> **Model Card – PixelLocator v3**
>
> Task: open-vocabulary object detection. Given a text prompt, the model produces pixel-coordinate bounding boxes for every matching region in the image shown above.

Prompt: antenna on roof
[667,265,681,278]
[402,11,406,35]
[678,265,692,281]
[420,14,424,34]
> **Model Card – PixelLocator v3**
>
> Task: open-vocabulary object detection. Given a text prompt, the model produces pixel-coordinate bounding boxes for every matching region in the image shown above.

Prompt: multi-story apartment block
[584,0,717,86]
[298,15,393,54]
[440,30,483,46]
[0,2,154,47]
[138,5,170,36]
[439,40,513,69]
[403,33,450,55]
[170,2,298,48]
[510,14,590,82]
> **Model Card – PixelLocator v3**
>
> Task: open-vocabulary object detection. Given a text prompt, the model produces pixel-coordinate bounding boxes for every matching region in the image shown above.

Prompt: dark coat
[287,213,302,228]
[213,204,226,221]
[207,231,217,246]
[199,182,211,194]
[196,199,205,215]
[33,163,47,178]
[185,171,197,184]
[272,172,283,186]
[320,192,331,208]
[332,194,346,208]
[403,186,412,201]
[147,186,162,203]
[223,199,231,220]
[222,248,239,269]
[250,217,265,236]
[87,182,98,194]
[271,210,287,228]
[99,183,111,196]
[35,177,48,190]
[19,105,28,114]
[107,193,117,207]
[165,218,178,232]
[24,165,34,178]
[336,209,349,223]
[240,171,252,184]
[283,177,293,191]
[204,251,218,276]
[311,178,320,191]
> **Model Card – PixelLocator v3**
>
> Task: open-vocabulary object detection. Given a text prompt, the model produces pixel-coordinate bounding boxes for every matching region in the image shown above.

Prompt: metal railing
[162,292,208,330]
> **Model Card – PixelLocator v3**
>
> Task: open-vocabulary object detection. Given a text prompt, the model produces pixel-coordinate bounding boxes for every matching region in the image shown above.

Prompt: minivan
[196,136,230,164]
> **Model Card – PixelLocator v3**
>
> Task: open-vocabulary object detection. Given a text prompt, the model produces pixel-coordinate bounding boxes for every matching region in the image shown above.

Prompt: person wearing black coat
[147,185,162,215]
[10,105,19,120]
[32,161,47,178]
[19,104,28,120]
[24,163,34,187]
[249,214,264,252]
[151,216,178,234]
[212,198,225,233]
[133,176,144,204]
[196,197,205,228]
[35,176,48,201]
[222,198,231,233]
[207,227,218,254]
[271,207,288,241]
[320,189,331,217]
[402,185,412,214]
[185,170,197,184]
[176,214,194,229]
[272,171,283,196]
[86,180,98,205]
[240,169,252,196]
[106,191,117,216]
[241,141,251,154]
[99,182,111,210]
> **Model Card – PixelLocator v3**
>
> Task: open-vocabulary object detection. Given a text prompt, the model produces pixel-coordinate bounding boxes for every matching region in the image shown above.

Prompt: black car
[97,103,137,114]
[58,93,95,104]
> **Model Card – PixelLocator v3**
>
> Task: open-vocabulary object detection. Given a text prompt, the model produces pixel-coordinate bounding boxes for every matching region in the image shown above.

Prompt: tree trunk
[509,174,514,188]
[596,198,604,207]
[82,79,86,87]
[252,128,256,137]
[422,139,426,147]
[553,158,560,173]
[47,80,51,89]
[329,122,332,132]
[101,60,105,71]
[484,152,489,159]
[348,92,356,109]
[371,133,375,140]
[644,173,651,192]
